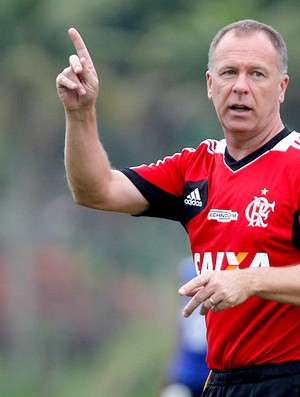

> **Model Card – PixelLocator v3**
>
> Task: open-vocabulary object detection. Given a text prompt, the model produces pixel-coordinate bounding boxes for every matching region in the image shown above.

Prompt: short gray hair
[208,19,288,75]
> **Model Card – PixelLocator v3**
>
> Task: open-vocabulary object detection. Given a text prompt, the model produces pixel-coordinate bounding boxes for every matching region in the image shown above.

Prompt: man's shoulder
[182,138,226,157]
[272,130,300,153]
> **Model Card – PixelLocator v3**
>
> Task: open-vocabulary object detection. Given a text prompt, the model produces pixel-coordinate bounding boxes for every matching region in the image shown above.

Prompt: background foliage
[1,0,300,395]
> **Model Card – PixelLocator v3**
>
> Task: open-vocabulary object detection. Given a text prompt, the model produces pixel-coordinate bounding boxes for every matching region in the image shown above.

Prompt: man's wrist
[65,105,96,122]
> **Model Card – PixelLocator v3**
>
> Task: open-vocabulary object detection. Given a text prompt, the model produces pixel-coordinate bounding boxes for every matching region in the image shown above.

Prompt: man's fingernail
[200,306,207,315]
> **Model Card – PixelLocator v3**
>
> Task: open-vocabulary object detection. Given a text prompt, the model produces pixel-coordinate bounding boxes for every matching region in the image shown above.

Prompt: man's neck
[224,122,285,161]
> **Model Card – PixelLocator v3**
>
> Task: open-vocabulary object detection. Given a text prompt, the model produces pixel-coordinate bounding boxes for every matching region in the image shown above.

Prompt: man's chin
[222,122,254,135]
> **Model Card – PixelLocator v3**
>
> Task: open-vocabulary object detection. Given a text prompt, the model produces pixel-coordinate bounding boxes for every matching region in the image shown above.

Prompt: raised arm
[56,28,149,214]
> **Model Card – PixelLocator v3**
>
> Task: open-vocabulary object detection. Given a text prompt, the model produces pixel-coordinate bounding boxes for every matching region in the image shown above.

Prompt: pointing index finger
[178,273,207,296]
[68,27,93,65]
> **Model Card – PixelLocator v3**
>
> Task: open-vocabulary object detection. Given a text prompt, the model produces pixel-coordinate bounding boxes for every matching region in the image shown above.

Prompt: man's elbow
[69,188,102,210]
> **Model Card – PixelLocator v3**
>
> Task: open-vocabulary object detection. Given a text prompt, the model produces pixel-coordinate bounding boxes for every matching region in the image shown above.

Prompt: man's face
[206,31,289,137]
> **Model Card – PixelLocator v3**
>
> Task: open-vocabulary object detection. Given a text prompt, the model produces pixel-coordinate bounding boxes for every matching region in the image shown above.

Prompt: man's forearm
[251,265,300,305]
[64,106,113,208]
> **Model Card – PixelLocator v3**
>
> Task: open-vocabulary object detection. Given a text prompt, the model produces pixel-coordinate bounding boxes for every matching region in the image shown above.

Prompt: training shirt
[121,127,300,370]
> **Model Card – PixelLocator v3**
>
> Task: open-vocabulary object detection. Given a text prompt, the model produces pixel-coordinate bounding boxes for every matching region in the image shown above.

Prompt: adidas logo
[184,188,203,207]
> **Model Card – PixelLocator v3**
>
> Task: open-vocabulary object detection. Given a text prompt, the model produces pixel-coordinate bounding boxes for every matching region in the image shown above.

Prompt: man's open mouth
[230,105,251,112]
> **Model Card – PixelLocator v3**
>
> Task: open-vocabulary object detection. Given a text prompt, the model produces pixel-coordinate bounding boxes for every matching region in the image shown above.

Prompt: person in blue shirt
[160,257,209,397]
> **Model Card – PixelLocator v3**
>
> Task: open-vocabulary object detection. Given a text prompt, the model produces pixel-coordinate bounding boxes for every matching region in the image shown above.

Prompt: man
[57,19,300,396]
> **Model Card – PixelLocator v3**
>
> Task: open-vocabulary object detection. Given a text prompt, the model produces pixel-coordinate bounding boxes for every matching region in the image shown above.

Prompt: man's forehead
[213,30,277,61]
[216,30,272,51]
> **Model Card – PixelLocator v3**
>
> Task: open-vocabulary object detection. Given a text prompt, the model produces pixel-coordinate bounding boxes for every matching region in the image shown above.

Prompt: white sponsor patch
[208,209,238,222]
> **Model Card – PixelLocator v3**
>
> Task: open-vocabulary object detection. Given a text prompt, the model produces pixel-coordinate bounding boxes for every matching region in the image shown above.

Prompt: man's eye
[223,70,235,76]
[253,71,264,78]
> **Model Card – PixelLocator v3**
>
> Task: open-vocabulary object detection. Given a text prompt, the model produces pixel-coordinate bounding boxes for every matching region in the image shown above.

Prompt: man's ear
[279,74,289,104]
[206,70,212,100]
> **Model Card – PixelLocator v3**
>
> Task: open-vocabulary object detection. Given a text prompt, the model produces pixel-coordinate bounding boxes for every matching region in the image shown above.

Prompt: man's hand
[178,269,253,316]
[56,28,99,112]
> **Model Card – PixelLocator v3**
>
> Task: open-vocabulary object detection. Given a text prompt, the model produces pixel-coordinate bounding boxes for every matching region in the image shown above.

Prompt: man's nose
[232,74,249,94]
